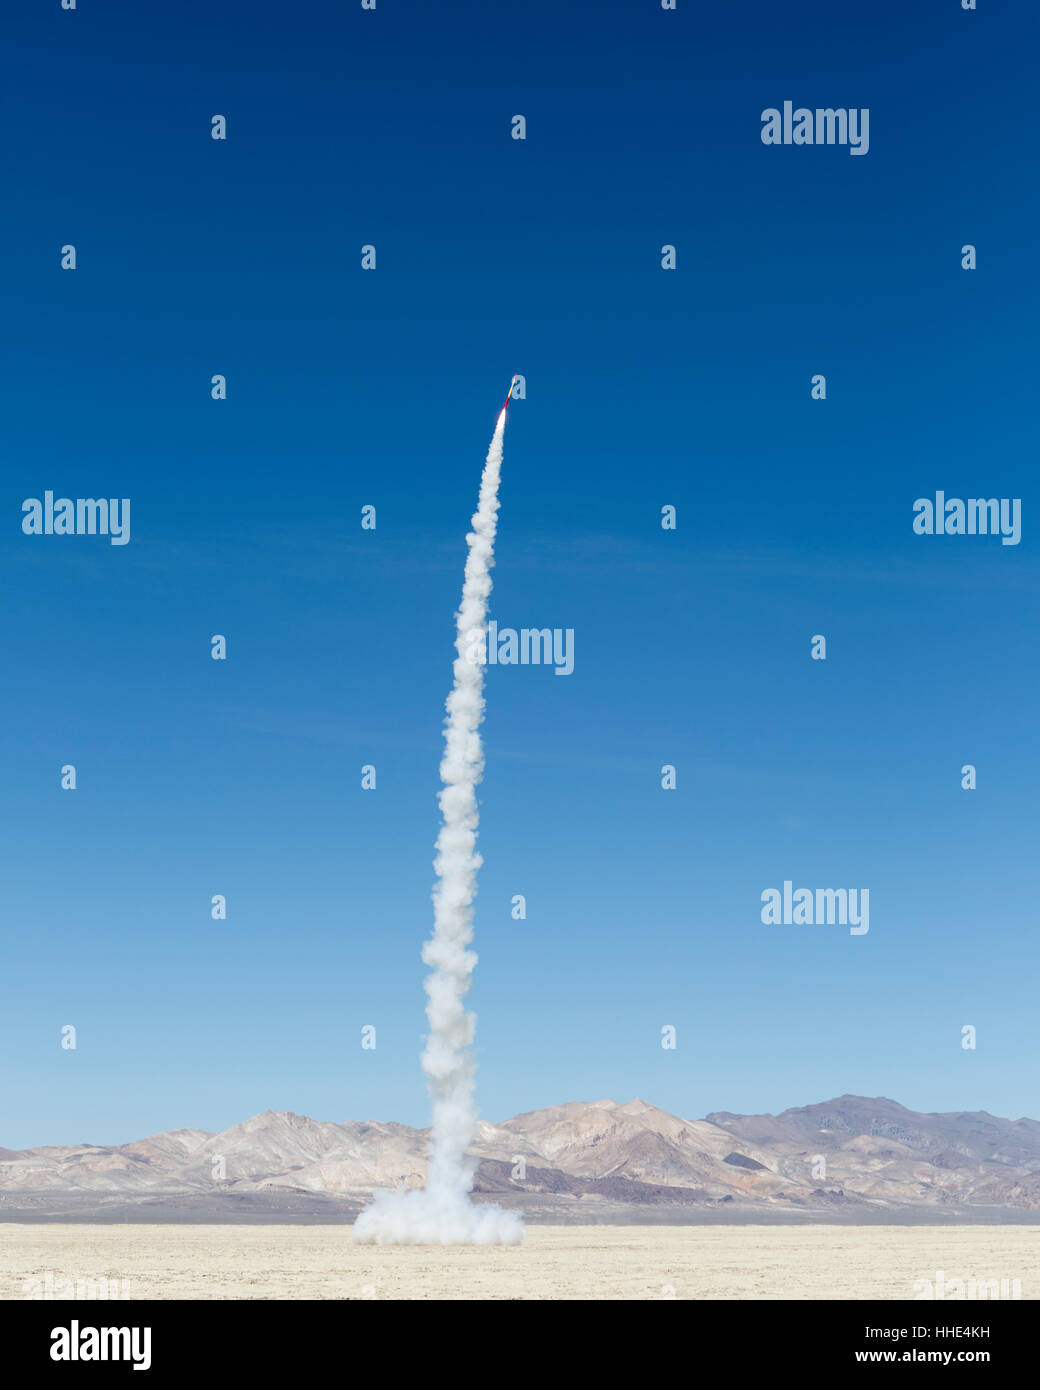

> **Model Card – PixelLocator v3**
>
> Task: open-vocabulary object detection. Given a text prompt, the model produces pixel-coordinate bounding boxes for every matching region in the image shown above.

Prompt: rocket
[503,374,520,410]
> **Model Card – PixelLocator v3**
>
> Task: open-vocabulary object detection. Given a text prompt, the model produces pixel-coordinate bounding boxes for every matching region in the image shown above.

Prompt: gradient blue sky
[3,1,1036,1148]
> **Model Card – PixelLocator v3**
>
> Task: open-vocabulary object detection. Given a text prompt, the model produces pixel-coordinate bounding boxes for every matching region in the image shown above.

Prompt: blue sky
[2,1,1037,1148]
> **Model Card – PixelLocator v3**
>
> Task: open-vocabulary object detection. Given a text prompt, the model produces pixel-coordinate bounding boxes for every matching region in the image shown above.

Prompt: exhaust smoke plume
[353,408,524,1246]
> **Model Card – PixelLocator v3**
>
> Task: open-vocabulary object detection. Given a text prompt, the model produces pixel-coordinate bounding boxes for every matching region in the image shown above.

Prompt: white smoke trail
[354,408,524,1246]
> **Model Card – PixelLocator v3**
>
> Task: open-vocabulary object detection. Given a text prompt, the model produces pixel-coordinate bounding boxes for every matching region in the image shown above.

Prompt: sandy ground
[1,1224,1037,1299]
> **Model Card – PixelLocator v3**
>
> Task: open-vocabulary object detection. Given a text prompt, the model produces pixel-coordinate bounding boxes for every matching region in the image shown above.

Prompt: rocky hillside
[3,1095,1038,1220]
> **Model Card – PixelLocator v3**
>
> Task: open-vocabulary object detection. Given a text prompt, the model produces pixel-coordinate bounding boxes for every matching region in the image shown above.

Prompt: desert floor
[1,1224,1037,1299]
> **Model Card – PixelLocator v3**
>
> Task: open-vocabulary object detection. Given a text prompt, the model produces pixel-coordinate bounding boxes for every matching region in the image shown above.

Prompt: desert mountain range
[4,1095,1039,1222]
